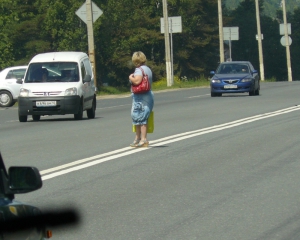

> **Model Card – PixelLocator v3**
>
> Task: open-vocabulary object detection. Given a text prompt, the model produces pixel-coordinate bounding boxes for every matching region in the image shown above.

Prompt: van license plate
[36,101,56,107]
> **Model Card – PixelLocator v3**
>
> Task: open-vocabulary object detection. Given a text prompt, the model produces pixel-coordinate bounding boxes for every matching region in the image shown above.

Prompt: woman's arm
[129,73,143,85]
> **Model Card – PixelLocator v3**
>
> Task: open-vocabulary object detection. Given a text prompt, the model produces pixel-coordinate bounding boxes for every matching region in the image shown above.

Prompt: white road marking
[187,94,210,98]
[97,104,131,110]
[41,105,300,180]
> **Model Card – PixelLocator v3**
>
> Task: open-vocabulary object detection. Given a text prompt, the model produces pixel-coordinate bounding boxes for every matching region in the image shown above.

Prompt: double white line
[41,105,300,180]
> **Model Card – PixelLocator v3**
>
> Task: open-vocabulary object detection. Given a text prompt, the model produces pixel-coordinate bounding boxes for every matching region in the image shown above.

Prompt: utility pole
[282,0,292,81]
[218,0,224,63]
[86,0,97,88]
[255,0,265,81]
[162,0,172,86]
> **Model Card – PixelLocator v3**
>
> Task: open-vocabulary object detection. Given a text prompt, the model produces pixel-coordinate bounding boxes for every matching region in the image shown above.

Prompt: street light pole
[282,0,292,81]
[218,0,224,63]
[255,0,265,81]
[86,0,97,88]
[162,0,172,86]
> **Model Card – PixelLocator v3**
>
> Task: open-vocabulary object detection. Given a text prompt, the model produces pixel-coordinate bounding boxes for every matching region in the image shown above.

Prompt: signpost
[280,0,292,81]
[162,0,172,87]
[223,27,239,61]
[161,16,182,84]
[76,1,103,89]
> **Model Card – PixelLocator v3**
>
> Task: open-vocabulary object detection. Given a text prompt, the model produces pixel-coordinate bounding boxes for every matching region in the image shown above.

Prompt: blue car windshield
[216,64,249,74]
[24,62,79,83]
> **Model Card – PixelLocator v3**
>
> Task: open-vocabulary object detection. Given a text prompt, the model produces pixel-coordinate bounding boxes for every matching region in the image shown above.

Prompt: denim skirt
[131,91,154,125]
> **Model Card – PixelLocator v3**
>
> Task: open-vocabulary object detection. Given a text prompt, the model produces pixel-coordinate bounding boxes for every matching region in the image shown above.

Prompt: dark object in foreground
[0,151,80,239]
[0,209,79,233]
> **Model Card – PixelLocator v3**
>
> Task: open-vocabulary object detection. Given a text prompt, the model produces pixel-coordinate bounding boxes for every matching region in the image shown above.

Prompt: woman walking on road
[129,51,154,147]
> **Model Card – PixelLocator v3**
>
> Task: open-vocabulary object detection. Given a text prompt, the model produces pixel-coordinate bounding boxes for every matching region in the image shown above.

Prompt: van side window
[83,59,93,77]
[80,62,87,82]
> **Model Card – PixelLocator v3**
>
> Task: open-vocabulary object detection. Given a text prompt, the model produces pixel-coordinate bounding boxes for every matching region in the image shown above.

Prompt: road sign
[280,23,291,35]
[281,36,292,46]
[76,1,103,24]
[256,34,264,40]
[160,16,182,34]
[223,27,239,40]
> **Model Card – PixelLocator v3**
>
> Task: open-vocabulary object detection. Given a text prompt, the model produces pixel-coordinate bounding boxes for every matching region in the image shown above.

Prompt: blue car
[210,61,260,97]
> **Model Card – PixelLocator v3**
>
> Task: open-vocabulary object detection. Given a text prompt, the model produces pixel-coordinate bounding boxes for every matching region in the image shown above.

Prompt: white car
[0,66,27,107]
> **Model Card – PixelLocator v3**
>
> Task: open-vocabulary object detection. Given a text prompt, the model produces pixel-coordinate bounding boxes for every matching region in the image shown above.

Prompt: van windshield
[24,62,79,83]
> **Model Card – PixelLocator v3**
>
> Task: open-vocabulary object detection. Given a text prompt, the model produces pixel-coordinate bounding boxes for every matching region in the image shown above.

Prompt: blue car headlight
[211,79,221,83]
[241,78,252,82]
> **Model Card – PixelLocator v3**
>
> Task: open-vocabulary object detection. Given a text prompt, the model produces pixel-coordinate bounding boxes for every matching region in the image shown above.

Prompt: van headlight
[65,87,77,96]
[19,88,29,97]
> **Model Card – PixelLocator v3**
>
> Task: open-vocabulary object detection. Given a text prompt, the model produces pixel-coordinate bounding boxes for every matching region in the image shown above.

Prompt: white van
[18,52,96,122]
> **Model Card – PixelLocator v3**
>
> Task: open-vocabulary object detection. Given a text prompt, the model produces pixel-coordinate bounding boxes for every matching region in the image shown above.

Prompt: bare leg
[130,125,141,147]
[140,124,147,141]
[135,125,141,141]
[136,124,149,147]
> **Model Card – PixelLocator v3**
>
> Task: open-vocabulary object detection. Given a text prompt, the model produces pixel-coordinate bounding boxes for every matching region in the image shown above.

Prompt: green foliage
[290,7,300,80]
[38,0,87,51]
[225,0,300,18]
[265,77,277,82]
[0,0,17,68]
[152,75,209,91]
[95,0,165,87]
[1,0,300,83]
[98,86,130,95]
[224,0,299,81]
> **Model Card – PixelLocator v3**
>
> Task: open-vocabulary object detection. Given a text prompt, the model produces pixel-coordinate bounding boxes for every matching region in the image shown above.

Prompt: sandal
[136,140,149,148]
[130,139,140,147]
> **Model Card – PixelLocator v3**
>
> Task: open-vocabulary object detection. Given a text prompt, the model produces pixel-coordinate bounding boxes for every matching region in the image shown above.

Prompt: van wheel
[32,115,41,121]
[87,98,96,119]
[74,101,83,120]
[19,114,28,122]
[0,90,13,107]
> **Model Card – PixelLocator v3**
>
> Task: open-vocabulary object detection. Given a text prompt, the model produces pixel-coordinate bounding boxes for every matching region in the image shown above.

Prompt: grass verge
[97,76,210,96]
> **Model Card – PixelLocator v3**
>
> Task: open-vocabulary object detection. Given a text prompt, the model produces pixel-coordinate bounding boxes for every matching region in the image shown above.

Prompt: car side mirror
[16,79,23,84]
[252,70,258,74]
[210,71,215,75]
[8,167,42,194]
[83,74,91,83]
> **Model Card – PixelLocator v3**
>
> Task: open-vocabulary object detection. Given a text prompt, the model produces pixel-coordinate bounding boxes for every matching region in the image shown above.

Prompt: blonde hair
[132,51,147,67]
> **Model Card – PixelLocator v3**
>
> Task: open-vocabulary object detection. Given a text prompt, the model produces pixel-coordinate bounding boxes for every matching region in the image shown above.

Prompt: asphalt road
[1,82,300,239]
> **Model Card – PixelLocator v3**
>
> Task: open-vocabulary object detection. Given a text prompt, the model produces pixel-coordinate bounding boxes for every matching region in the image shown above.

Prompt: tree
[94,0,164,86]
[225,0,287,80]
[169,0,220,77]
[37,0,87,51]
[290,7,300,80]
[0,0,18,69]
